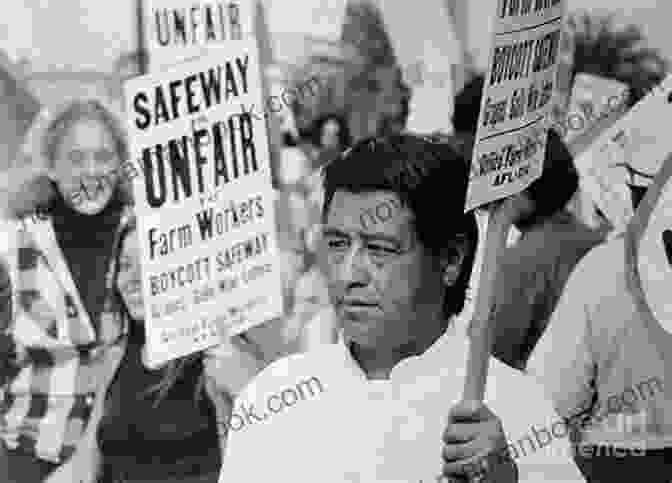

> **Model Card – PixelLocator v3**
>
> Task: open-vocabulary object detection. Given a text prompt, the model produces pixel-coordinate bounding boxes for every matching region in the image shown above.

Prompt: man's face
[320,190,445,351]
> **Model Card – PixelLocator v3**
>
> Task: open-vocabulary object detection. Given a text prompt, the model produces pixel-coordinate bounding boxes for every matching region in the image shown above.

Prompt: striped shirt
[0,211,129,463]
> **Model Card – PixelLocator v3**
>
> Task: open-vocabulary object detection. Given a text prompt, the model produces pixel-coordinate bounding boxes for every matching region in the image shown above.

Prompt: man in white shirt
[219,135,584,482]
[527,237,672,481]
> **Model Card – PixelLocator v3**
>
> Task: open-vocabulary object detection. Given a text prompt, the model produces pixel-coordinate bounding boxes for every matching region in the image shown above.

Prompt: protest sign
[563,73,629,145]
[627,154,672,335]
[465,0,565,211]
[143,0,255,72]
[462,0,566,406]
[124,44,283,367]
[575,73,672,181]
[573,73,672,232]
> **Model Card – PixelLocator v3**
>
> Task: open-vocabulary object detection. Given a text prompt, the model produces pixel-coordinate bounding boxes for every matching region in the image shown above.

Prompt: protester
[311,114,351,152]
[0,99,133,482]
[98,216,223,483]
[562,10,668,228]
[452,75,606,370]
[309,113,352,169]
[44,214,269,483]
[527,199,672,481]
[219,135,584,483]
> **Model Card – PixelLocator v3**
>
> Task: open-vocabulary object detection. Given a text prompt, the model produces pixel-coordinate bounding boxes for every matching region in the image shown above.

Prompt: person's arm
[526,254,597,420]
[202,334,267,398]
[43,398,103,483]
[490,251,538,371]
[45,340,126,483]
[0,223,28,386]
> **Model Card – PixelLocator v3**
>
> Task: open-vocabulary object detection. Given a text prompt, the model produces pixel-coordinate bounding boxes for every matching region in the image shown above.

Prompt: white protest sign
[627,156,672,334]
[563,73,629,144]
[124,44,283,367]
[579,139,634,233]
[465,0,566,211]
[575,73,672,183]
[143,0,255,72]
[573,74,672,232]
[461,0,567,409]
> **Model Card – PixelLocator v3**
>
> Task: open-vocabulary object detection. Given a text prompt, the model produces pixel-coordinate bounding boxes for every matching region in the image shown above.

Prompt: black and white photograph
[0,1,670,482]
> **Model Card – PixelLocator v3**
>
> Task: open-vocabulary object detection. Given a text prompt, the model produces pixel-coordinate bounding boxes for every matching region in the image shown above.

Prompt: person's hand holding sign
[441,0,568,478]
[441,400,516,482]
[202,332,266,397]
[440,197,520,483]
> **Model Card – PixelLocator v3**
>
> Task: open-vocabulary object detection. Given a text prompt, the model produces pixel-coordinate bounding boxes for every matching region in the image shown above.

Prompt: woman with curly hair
[0,99,132,482]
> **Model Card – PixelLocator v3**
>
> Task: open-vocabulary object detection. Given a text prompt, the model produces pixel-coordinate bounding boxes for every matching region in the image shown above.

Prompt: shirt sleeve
[513,378,586,483]
[488,360,585,483]
[526,252,597,420]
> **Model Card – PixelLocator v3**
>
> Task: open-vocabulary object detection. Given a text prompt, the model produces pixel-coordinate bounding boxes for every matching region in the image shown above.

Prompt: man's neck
[349,317,449,380]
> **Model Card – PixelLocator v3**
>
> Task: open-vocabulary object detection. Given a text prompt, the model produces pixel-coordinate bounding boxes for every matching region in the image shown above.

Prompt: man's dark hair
[452,75,485,135]
[452,75,579,229]
[321,134,478,318]
[568,11,668,108]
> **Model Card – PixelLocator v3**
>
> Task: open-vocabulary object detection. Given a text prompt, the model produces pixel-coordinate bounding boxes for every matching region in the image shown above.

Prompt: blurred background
[1,1,669,345]
[2,0,670,172]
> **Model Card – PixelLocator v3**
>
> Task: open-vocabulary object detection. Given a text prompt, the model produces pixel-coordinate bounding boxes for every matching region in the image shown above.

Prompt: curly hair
[568,10,669,107]
[41,99,129,167]
[322,133,478,319]
[1,99,131,220]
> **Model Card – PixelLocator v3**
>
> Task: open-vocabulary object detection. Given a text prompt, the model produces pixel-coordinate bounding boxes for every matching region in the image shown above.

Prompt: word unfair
[218,376,324,434]
[153,1,243,46]
[27,74,325,220]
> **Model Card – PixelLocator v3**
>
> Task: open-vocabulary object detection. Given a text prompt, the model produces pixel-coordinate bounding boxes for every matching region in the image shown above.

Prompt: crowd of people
[0,8,671,483]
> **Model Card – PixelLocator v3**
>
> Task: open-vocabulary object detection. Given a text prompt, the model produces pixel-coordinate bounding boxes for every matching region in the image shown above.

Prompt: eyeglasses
[66,148,118,165]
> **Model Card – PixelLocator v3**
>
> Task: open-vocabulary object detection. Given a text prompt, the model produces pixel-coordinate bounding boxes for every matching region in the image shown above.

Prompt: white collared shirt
[220,321,584,483]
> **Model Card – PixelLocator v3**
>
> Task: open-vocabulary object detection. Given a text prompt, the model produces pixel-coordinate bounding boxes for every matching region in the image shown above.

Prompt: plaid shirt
[0,209,130,463]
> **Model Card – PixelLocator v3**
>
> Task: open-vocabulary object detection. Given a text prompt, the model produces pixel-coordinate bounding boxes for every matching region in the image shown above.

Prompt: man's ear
[440,237,469,287]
